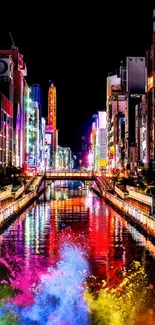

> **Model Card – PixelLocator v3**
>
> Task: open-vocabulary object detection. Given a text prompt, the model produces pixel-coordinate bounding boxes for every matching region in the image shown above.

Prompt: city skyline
[1,7,155,324]
[0,5,154,151]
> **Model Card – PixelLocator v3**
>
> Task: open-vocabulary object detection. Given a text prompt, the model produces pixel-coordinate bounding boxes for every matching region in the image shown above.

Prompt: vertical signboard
[98,111,107,167]
[48,83,57,162]
[48,83,56,131]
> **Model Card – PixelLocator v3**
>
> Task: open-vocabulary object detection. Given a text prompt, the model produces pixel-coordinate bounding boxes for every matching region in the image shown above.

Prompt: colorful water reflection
[0,186,154,323]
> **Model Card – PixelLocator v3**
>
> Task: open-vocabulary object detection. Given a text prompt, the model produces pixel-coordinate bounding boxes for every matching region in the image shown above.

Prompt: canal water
[0,182,155,324]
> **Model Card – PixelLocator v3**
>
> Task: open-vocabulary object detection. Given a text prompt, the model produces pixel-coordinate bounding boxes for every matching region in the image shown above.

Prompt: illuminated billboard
[107,75,121,98]
[98,111,107,167]
[48,83,56,130]
[46,125,53,132]
[99,129,107,167]
[98,111,106,129]
[148,76,153,91]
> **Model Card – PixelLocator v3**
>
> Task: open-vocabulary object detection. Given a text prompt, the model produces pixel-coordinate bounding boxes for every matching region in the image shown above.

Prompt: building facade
[98,111,107,169]
[45,125,53,170]
[31,84,44,167]
[57,146,72,170]
[106,74,126,171]
[106,57,146,173]
[146,9,155,166]
[90,112,107,171]
[0,94,13,167]
[0,48,27,168]
[28,100,39,167]
[24,85,40,172]
[40,117,46,171]
[24,84,30,171]
[81,135,90,167]
[31,85,42,122]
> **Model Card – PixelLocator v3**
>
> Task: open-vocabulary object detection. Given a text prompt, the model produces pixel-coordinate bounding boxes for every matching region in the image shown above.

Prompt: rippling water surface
[0,183,155,324]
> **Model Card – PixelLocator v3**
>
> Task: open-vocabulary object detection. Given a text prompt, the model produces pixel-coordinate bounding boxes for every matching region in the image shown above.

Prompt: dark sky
[1,4,154,152]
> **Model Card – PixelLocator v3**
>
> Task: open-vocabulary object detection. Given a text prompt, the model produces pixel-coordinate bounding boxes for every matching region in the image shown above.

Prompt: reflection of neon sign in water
[85,191,93,210]
[45,186,51,201]
[24,213,31,258]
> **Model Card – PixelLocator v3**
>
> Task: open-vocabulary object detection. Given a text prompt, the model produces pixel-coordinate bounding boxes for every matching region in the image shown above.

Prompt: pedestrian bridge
[45,171,112,192]
[45,171,94,181]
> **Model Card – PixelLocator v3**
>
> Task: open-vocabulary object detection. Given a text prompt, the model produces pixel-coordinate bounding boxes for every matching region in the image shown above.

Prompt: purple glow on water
[1,244,90,325]
[11,256,53,306]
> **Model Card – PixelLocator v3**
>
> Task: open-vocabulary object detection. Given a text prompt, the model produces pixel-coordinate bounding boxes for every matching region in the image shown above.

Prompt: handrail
[104,190,155,236]
[45,172,93,177]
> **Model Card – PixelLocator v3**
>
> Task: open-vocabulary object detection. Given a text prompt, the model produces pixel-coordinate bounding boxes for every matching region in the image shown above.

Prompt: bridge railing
[45,172,93,178]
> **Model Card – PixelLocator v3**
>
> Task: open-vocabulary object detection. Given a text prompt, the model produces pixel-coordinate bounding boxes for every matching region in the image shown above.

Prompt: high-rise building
[106,58,146,173]
[31,84,43,167]
[0,48,27,168]
[24,84,30,170]
[90,112,107,171]
[82,136,88,152]
[31,84,42,122]
[57,146,72,170]
[40,117,46,171]
[0,94,13,167]
[133,94,148,170]
[141,94,148,166]
[146,9,155,166]
[124,57,145,171]
[81,135,90,167]
[29,100,39,166]
[106,74,126,170]
[117,113,125,169]
[135,100,143,166]
[91,114,99,170]
[45,125,53,170]
[24,85,39,171]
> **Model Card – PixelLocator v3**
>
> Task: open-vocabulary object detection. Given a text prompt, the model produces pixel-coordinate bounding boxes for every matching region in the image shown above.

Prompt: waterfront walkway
[0,175,45,231]
[92,176,155,240]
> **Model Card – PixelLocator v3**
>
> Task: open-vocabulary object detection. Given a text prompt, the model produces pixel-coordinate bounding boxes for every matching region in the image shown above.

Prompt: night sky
[1,4,154,152]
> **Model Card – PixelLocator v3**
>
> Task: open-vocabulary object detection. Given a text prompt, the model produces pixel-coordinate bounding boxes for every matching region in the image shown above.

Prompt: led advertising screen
[48,83,56,129]
[46,125,53,133]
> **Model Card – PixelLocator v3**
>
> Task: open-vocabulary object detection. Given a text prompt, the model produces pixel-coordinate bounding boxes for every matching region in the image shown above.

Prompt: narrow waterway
[0,182,155,324]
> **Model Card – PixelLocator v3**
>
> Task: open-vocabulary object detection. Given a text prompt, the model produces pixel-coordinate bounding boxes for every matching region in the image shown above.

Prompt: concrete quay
[101,189,155,241]
[0,176,46,233]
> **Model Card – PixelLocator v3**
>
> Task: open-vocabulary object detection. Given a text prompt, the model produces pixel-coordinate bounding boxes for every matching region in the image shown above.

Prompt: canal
[0,182,155,324]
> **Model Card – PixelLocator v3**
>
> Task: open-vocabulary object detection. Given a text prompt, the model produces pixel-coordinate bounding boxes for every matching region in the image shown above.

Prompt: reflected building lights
[1,184,155,316]
[45,186,51,201]
[127,223,155,258]
[30,211,35,250]
[24,213,31,260]
[35,206,39,254]
[114,218,123,243]
[44,203,51,223]
[38,205,45,240]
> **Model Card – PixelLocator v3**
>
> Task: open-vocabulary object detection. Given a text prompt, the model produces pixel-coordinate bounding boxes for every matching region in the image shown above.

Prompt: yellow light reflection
[84,262,152,325]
